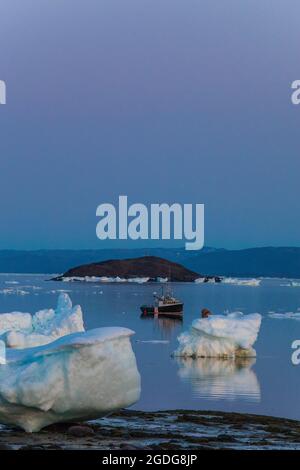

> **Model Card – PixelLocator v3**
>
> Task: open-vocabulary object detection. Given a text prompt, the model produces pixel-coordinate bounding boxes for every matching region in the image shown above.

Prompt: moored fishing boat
[140,286,183,319]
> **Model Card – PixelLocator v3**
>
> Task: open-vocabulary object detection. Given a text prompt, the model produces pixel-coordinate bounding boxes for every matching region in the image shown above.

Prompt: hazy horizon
[0,244,300,252]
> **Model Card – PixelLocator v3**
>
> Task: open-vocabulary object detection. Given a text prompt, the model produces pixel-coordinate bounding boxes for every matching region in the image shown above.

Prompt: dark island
[52,256,221,283]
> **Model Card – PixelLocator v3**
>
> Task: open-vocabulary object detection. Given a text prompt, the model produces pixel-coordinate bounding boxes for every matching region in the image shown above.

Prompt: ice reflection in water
[176,357,261,402]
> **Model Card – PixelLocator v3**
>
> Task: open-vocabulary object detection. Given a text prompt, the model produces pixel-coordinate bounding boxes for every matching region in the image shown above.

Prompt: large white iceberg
[0,293,84,348]
[0,327,141,432]
[174,312,262,358]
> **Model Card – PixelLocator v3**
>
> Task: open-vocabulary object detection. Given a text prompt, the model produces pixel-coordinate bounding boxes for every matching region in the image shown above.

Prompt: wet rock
[68,425,95,437]
[0,443,12,450]
[19,445,45,450]
[119,444,143,450]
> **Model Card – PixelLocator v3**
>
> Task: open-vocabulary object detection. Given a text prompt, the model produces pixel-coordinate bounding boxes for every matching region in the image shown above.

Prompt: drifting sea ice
[0,327,141,432]
[174,312,262,358]
[0,288,30,295]
[268,310,300,320]
[0,293,84,348]
[222,278,261,287]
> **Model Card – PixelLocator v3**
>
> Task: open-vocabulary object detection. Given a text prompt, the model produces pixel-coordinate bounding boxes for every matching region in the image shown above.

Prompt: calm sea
[0,274,300,420]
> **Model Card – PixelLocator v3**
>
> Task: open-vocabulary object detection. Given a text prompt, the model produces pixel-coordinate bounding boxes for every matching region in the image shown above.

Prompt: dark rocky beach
[0,409,300,450]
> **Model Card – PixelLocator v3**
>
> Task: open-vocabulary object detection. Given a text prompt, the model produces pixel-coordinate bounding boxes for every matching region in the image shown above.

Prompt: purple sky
[0,0,299,249]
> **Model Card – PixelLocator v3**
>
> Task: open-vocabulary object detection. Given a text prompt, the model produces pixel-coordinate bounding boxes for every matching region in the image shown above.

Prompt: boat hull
[140,303,183,319]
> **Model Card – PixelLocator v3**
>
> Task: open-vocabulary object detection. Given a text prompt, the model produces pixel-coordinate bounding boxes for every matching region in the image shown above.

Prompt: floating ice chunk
[1,293,84,349]
[0,327,141,432]
[157,277,168,283]
[174,312,262,358]
[0,288,30,295]
[128,277,150,284]
[222,278,261,287]
[268,311,300,320]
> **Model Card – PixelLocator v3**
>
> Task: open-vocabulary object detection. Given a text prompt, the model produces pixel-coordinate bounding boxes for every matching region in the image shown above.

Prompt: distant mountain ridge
[0,247,299,278]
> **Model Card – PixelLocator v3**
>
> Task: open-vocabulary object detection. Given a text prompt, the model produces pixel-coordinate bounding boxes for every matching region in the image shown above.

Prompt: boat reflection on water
[175,357,261,402]
[140,314,182,338]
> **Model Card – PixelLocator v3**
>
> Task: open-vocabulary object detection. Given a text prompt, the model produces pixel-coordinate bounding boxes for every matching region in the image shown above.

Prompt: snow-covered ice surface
[268,309,300,320]
[0,327,141,432]
[194,277,261,286]
[0,293,84,348]
[221,277,261,287]
[174,312,262,358]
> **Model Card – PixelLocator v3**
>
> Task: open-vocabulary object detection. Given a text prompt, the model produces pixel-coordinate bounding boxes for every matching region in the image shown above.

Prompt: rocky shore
[0,409,300,450]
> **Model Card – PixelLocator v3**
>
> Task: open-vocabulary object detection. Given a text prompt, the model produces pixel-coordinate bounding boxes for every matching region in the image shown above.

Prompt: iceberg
[222,277,261,287]
[0,327,141,432]
[157,277,168,283]
[0,293,84,348]
[174,312,262,358]
[268,311,300,320]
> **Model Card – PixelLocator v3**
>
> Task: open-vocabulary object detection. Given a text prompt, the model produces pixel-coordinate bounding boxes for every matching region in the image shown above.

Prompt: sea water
[0,274,300,420]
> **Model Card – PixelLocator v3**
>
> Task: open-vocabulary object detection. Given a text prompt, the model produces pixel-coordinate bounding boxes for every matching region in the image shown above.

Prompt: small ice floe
[0,327,141,432]
[0,288,30,296]
[157,277,168,283]
[127,277,150,284]
[222,278,261,287]
[194,277,215,284]
[61,276,102,282]
[4,281,19,285]
[0,293,84,348]
[291,281,300,287]
[174,312,262,358]
[268,311,300,320]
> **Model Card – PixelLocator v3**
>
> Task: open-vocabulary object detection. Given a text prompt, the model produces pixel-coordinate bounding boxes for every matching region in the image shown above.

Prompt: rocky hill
[54,256,216,282]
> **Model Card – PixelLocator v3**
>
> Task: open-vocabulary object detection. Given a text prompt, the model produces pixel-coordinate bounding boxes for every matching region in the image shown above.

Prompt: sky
[0,0,299,250]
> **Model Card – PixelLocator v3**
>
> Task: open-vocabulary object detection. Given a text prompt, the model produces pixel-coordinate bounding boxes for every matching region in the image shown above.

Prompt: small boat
[140,286,183,319]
